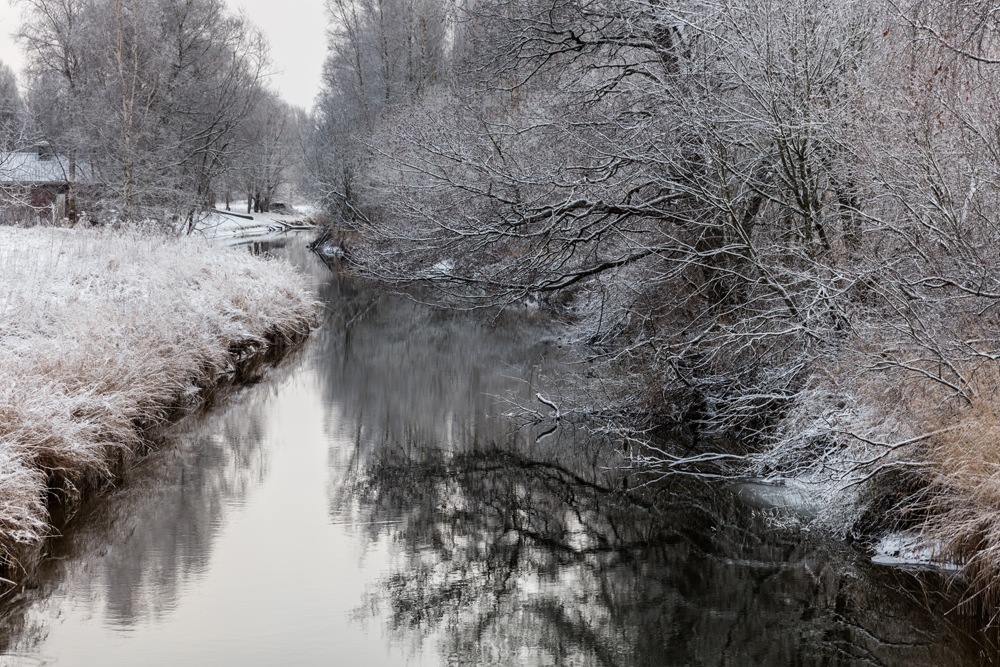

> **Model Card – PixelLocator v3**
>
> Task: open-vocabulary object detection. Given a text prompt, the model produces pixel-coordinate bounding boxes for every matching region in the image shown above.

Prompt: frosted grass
[0,227,316,573]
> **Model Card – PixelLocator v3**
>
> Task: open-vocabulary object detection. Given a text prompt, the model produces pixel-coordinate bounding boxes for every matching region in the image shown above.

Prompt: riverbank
[0,226,317,573]
[311,223,1000,616]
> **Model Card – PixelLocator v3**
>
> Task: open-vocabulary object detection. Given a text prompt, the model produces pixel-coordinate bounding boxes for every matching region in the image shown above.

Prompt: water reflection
[0,378,283,659]
[299,252,1000,665]
[0,235,994,666]
[312,275,565,455]
[345,439,996,665]
[58,396,271,622]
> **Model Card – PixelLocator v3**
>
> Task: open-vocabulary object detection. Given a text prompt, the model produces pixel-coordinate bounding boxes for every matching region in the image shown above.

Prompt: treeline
[0,0,306,225]
[312,0,1000,550]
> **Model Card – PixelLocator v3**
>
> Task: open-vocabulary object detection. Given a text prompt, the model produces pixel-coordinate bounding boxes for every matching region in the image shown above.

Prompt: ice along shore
[0,226,317,575]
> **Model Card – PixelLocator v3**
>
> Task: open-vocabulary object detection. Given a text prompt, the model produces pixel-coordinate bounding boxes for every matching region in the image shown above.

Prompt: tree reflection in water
[349,435,998,666]
[306,261,998,665]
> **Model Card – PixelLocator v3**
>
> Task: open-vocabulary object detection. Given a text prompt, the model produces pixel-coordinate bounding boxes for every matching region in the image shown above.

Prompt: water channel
[0,236,994,666]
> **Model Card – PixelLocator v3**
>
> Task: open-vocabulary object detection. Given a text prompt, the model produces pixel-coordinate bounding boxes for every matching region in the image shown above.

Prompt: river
[0,236,993,666]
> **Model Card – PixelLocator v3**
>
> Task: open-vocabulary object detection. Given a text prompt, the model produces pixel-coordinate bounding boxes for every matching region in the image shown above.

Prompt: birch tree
[86,0,159,222]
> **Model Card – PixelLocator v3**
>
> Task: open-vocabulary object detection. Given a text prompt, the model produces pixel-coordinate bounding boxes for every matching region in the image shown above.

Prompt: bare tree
[305,0,1000,610]
[15,0,271,226]
[156,0,269,217]
[0,59,39,220]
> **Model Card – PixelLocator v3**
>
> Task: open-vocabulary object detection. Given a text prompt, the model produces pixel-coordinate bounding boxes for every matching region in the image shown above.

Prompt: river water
[0,236,994,666]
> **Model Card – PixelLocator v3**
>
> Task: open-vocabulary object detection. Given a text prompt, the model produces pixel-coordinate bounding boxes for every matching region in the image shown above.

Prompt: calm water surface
[0,237,993,666]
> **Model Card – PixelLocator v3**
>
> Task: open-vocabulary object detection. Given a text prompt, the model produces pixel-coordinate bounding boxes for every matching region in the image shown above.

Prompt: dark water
[0,236,994,666]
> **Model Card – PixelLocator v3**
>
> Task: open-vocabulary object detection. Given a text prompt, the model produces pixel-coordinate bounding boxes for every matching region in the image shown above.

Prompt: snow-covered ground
[872,532,961,571]
[193,204,318,245]
[0,226,317,570]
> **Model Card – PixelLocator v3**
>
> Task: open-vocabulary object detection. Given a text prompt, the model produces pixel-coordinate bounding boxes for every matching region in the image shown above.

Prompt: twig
[536,393,561,420]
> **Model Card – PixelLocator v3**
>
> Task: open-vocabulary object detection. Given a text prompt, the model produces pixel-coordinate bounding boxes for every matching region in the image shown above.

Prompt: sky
[0,0,327,110]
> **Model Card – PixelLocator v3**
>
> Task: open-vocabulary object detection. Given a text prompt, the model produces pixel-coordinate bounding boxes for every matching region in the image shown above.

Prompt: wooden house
[0,143,95,222]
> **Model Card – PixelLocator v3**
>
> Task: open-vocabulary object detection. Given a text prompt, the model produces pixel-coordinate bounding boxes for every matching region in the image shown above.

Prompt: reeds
[0,226,316,573]
[906,395,1000,612]
[850,360,1000,614]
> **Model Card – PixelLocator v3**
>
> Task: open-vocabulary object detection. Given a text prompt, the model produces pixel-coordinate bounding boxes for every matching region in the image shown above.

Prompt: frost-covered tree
[14,0,270,225]
[0,59,33,217]
[312,0,450,222]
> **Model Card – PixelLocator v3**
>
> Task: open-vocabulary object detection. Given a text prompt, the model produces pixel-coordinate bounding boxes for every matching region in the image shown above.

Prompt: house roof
[0,150,94,184]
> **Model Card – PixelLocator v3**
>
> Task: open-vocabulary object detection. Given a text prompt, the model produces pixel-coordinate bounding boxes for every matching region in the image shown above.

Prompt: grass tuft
[910,398,1000,613]
[851,361,1000,616]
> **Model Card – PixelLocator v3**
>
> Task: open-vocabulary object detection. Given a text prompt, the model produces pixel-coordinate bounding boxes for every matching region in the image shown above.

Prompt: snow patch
[872,532,961,571]
[317,244,346,260]
[195,208,317,245]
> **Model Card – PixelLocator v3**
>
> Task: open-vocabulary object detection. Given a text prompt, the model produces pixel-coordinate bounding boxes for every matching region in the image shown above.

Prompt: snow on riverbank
[193,206,318,245]
[872,532,961,571]
[0,226,317,571]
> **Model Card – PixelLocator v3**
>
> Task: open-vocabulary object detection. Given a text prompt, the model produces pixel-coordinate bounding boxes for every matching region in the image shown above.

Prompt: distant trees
[0,61,26,151]
[232,92,306,214]
[11,0,291,226]
[312,0,450,221]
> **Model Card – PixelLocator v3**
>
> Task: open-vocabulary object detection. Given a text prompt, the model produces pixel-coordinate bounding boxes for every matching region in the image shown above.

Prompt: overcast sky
[0,0,327,110]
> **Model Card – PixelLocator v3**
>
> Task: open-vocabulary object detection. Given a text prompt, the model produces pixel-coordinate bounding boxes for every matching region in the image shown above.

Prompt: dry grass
[846,359,1000,614]
[0,226,316,573]
[907,392,1000,613]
